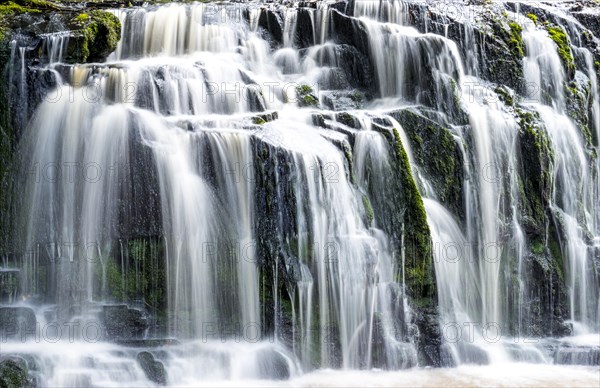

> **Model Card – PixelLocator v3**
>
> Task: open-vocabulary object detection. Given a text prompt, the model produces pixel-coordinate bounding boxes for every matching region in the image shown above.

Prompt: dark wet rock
[257,9,283,46]
[330,9,370,58]
[294,8,314,48]
[101,305,148,340]
[136,351,167,385]
[413,306,442,367]
[389,108,465,222]
[252,111,279,125]
[321,90,365,111]
[0,356,30,388]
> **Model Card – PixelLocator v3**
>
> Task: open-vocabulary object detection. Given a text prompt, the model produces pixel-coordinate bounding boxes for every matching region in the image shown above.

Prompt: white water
[3,1,599,386]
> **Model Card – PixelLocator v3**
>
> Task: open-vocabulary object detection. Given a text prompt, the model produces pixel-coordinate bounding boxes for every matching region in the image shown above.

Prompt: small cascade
[41,32,70,64]
[522,18,599,334]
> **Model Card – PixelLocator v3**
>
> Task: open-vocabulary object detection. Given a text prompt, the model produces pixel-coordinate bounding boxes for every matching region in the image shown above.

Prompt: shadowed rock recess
[0,0,598,385]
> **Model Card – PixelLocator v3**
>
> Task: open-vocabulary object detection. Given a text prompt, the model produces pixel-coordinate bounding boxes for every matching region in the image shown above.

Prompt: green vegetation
[296,84,318,107]
[508,22,524,58]
[391,109,462,219]
[77,10,121,62]
[494,86,514,106]
[546,25,575,74]
[391,127,435,302]
[72,13,90,24]
[526,13,538,25]
[296,84,313,95]
[350,90,364,103]
[0,358,29,388]
[97,238,167,317]
[516,108,553,235]
[252,117,266,125]
[362,194,374,226]
[530,239,543,255]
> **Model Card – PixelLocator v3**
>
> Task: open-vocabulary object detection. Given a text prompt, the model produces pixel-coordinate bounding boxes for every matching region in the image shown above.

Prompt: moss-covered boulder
[67,10,121,63]
[0,357,30,388]
[295,84,319,107]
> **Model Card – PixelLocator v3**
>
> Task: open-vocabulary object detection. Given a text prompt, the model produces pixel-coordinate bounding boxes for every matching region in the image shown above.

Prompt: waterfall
[1,1,599,386]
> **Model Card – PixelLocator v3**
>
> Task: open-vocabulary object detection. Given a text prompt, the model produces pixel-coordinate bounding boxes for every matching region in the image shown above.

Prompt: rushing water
[1,0,599,386]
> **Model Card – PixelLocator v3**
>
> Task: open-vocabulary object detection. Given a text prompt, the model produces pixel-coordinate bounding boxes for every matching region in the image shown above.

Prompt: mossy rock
[475,12,526,91]
[526,13,538,25]
[515,107,553,235]
[295,84,318,107]
[545,25,576,78]
[391,127,435,302]
[565,76,595,147]
[0,357,30,388]
[66,10,121,63]
[390,108,464,221]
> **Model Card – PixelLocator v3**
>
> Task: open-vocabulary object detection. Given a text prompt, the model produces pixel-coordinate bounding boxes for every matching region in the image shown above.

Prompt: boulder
[0,356,30,388]
[136,351,167,385]
[101,305,148,340]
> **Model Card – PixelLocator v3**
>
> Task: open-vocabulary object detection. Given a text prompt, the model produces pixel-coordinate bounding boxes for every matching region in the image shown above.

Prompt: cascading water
[1,1,599,386]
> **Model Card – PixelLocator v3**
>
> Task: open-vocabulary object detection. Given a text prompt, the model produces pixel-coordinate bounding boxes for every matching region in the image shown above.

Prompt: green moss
[72,13,90,24]
[96,238,167,316]
[362,194,374,226]
[508,22,524,58]
[390,109,462,219]
[391,128,434,301]
[546,26,575,74]
[302,94,318,106]
[526,13,538,25]
[296,84,313,95]
[516,108,553,234]
[252,117,266,125]
[495,86,514,106]
[70,10,121,63]
[295,84,318,107]
[350,90,364,102]
[0,359,28,388]
[530,240,543,255]
[336,112,356,127]
[565,80,594,146]
[0,0,42,41]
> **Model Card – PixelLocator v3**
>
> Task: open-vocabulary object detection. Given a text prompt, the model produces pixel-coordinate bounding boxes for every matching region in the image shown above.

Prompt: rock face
[0,357,30,388]
[102,305,148,340]
[136,351,167,385]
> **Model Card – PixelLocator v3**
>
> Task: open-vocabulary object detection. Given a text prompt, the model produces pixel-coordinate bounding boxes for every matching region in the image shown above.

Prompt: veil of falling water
[2,0,599,386]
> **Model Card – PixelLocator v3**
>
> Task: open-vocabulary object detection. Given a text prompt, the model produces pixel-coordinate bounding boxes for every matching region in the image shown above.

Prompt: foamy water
[181,364,600,387]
